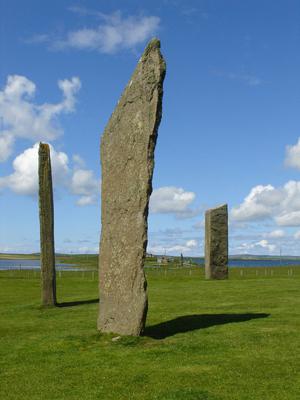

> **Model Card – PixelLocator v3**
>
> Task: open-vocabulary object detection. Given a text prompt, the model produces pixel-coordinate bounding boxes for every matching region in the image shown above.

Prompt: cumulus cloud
[71,169,99,206]
[0,143,99,205]
[33,10,160,54]
[0,133,14,162]
[0,143,69,195]
[186,239,197,248]
[231,181,300,226]
[285,137,300,169]
[237,239,276,254]
[72,154,86,168]
[231,185,279,221]
[148,238,198,255]
[150,186,199,218]
[276,211,300,226]
[232,137,300,227]
[257,239,276,252]
[0,75,81,160]
[264,229,285,239]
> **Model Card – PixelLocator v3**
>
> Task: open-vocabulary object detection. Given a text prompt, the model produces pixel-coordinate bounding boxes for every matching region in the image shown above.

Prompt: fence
[0,266,300,280]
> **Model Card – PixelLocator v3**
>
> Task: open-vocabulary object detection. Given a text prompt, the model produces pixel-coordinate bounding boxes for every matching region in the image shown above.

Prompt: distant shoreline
[2,253,300,262]
[0,254,40,260]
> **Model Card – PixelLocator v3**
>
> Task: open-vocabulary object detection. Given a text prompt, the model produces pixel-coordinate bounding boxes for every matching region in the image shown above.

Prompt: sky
[1,0,300,257]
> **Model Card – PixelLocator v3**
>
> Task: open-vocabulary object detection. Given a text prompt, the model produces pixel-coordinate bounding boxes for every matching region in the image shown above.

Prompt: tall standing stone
[205,204,228,280]
[98,38,166,336]
[38,142,56,306]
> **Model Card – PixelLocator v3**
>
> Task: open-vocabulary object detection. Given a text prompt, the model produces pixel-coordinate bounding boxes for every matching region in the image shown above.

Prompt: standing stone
[205,204,228,280]
[38,142,56,306]
[98,38,166,336]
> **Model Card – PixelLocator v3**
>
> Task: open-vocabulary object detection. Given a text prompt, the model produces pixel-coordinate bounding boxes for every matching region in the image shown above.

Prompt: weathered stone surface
[98,38,166,336]
[38,142,56,306]
[205,204,228,280]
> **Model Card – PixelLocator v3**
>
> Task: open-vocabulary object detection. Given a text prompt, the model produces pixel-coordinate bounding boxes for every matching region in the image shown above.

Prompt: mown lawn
[0,267,299,400]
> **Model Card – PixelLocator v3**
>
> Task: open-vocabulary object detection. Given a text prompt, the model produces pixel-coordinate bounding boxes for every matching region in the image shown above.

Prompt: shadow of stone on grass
[145,313,270,339]
[57,299,99,308]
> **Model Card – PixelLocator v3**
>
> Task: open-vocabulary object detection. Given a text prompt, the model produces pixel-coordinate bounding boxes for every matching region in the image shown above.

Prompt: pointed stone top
[139,38,166,72]
[145,37,161,51]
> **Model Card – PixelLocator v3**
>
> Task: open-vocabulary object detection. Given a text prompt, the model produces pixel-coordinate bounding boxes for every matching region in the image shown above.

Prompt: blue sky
[1,0,300,256]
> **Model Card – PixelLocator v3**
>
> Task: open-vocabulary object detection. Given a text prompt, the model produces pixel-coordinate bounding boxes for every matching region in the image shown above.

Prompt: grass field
[0,266,299,400]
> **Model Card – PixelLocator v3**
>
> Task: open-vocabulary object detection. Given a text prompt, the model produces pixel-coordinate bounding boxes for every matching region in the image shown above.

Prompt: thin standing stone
[205,204,228,280]
[98,38,166,336]
[38,142,56,306]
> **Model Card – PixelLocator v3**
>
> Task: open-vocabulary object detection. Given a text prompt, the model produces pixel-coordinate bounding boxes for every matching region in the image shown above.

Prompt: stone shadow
[144,313,270,339]
[57,299,99,308]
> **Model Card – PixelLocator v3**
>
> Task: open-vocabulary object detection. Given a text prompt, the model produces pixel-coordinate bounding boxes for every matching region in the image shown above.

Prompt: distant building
[157,256,169,265]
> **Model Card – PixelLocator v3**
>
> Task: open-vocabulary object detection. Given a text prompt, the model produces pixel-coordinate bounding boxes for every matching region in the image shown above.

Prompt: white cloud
[237,239,276,253]
[294,230,300,239]
[231,181,300,226]
[285,137,300,169]
[148,239,199,255]
[0,143,99,205]
[71,169,99,206]
[77,246,99,254]
[72,154,86,168]
[76,196,95,206]
[258,239,276,251]
[231,185,276,221]
[0,133,14,162]
[0,143,69,195]
[150,186,199,218]
[264,229,285,239]
[275,211,300,226]
[186,239,197,248]
[0,75,81,160]
[40,11,160,54]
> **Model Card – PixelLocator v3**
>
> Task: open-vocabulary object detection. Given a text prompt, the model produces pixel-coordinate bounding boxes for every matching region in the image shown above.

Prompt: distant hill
[229,254,300,261]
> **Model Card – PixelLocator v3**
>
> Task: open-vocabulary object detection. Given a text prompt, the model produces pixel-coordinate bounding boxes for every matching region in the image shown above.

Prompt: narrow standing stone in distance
[98,38,166,336]
[39,142,56,306]
[205,204,228,280]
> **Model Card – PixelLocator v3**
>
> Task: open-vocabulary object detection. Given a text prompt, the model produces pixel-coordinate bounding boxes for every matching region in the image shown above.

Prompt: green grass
[57,254,99,270]
[0,267,299,399]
